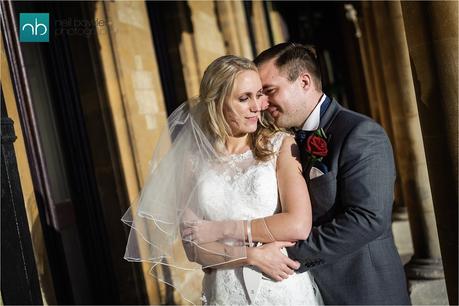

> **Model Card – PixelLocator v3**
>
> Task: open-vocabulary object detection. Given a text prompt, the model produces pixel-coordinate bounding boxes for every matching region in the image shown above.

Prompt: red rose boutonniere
[305,128,328,169]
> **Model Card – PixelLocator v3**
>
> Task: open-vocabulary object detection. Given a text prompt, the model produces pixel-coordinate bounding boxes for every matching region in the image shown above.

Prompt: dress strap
[271,131,290,154]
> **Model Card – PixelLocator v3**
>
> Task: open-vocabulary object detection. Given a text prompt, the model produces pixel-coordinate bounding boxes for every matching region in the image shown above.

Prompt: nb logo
[20,13,49,42]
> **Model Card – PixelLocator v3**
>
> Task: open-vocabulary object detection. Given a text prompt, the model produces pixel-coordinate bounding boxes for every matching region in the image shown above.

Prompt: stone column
[352,3,381,122]
[427,2,458,177]
[176,2,201,99]
[265,1,288,45]
[251,1,271,54]
[372,1,443,279]
[360,2,407,219]
[159,1,227,100]
[363,3,393,137]
[187,1,226,81]
[215,1,253,58]
[98,1,169,303]
[401,1,458,303]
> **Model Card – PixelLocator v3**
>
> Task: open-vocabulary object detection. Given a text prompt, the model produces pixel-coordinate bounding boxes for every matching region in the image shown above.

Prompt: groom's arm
[181,208,300,280]
[287,119,396,270]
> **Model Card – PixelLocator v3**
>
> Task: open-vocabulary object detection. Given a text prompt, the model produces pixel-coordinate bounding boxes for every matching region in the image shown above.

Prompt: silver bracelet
[247,219,253,247]
[262,217,276,242]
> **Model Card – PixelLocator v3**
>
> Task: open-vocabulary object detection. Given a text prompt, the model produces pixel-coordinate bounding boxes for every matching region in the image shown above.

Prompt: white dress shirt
[301,94,327,131]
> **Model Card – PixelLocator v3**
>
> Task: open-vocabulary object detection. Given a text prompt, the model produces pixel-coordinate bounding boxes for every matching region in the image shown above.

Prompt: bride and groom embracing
[122,42,411,305]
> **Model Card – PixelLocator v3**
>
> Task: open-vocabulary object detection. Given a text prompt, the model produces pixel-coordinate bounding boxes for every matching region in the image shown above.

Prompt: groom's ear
[299,72,312,91]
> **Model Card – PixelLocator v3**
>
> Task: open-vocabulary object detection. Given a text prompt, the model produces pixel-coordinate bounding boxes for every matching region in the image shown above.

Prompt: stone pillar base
[409,279,448,305]
[405,257,444,280]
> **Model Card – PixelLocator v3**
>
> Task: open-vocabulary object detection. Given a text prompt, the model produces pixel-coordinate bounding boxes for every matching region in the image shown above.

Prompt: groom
[248,43,410,305]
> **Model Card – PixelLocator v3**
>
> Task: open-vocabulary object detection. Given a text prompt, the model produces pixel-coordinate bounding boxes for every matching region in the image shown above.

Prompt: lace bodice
[196,132,322,305]
[197,146,280,223]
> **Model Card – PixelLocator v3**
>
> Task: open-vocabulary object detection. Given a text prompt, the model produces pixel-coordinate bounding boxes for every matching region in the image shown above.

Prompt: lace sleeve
[270,131,292,162]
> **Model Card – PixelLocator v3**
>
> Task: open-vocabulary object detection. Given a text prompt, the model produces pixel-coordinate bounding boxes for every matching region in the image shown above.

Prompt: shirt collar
[301,94,327,131]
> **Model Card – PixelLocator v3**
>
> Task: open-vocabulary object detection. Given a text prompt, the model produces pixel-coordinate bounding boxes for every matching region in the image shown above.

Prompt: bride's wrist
[246,246,258,266]
[221,220,240,240]
[221,220,234,239]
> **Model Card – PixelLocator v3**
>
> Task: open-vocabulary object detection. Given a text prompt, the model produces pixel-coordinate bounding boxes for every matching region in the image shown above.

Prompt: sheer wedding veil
[121,55,262,304]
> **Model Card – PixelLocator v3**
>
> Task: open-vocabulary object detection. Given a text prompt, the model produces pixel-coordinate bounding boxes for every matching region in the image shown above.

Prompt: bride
[122,55,322,305]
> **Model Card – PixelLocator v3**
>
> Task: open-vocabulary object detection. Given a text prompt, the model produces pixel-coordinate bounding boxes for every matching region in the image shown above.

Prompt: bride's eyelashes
[239,91,264,103]
[239,95,249,102]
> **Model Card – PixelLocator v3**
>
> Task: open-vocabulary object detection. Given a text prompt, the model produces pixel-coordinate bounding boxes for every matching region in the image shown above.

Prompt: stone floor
[392,216,449,305]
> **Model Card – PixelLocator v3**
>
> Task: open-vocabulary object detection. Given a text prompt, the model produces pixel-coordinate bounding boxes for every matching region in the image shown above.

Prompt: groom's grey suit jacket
[287,99,410,305]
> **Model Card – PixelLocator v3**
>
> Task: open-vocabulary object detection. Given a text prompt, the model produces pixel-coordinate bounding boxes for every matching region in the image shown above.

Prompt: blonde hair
[199,55,279,161]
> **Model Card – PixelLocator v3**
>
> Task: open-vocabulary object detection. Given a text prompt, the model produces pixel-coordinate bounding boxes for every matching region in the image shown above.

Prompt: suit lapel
[309,100,341,223]
[318,99,342,134]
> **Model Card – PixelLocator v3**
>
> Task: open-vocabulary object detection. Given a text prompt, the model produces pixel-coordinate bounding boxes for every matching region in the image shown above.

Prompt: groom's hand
[247,241,300,281]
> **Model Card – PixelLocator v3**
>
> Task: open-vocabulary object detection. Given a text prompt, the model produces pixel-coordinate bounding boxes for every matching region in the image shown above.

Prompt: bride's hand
[182,220,224,243]
[247,241,300,281]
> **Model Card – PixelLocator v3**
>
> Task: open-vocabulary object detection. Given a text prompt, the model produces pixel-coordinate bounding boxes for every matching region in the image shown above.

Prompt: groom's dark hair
[254,42,322,90]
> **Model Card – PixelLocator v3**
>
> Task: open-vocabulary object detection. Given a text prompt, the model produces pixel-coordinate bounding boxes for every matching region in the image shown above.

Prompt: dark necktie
[294,130,311,145]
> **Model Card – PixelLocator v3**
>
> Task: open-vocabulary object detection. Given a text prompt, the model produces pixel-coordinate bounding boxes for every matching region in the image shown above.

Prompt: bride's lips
[246,116,258,123]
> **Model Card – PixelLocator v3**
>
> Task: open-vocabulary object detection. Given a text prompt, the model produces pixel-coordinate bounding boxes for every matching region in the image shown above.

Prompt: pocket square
[309,166,325,179]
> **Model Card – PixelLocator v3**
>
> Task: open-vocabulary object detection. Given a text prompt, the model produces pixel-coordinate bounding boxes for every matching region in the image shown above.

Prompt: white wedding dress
[196,132,323,305]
